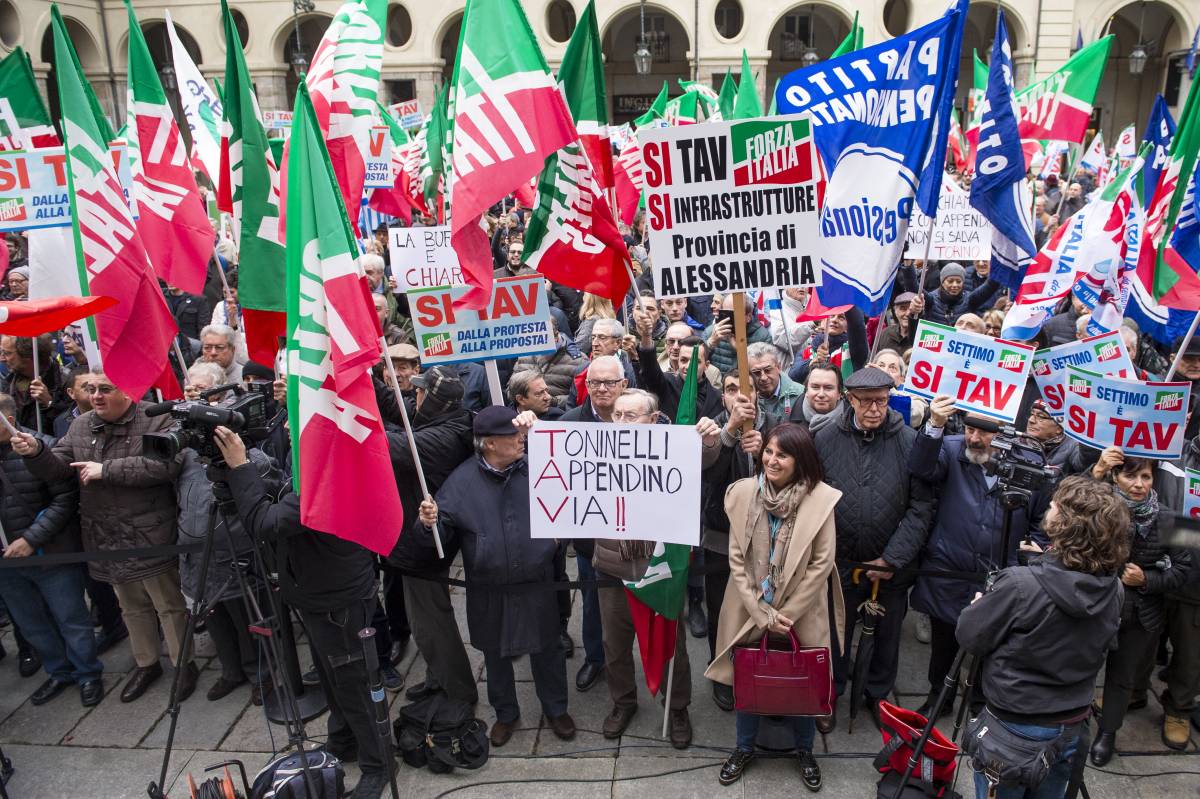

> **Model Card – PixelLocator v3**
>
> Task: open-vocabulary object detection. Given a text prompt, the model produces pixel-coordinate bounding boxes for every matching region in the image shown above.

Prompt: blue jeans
[972,718,1079,799]
[576,554,604,666]
[0,563,102,682]
[735,712,816,753]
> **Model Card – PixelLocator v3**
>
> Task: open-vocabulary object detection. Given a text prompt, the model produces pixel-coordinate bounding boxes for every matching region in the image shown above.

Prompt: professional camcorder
[142,382,271,464]
[982,425,1059,496]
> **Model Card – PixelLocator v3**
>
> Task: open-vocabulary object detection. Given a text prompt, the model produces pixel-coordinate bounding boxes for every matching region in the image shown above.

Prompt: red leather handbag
[732,629,833,717]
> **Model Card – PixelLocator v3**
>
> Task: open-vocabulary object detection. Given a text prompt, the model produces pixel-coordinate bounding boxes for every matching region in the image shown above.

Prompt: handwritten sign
[903,320,1034,423]
[409,274,554,365]
[640,115,821,299]
[1062,366,1190,459]
[389,99,423,130]
[1186,469,1200,518]
[388,225,464,290]
[528,421,701,544]
[0,143,135,232]
[904,175,992,261]
[1031,331,1136,418]
[363,126,392,189]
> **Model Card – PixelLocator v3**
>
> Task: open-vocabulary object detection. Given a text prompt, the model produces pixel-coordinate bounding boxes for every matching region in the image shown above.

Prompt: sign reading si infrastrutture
[640,115,821,299]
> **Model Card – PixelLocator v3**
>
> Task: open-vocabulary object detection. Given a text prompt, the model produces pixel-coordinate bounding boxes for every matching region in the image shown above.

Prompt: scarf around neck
[1119,487,1159,540]
[744,476,807,605]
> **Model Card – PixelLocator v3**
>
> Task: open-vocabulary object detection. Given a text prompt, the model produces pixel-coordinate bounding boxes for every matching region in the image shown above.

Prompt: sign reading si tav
[775,0,966,315]
[641,115,821,299]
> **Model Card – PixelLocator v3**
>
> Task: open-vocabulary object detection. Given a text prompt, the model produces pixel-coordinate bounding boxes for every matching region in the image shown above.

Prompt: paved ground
[0,561,1197,798]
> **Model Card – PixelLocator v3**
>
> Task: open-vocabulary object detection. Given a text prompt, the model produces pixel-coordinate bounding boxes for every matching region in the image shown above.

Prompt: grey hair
[473,435,488,456]
[587,354,623,378]
[617,388,658,416]
[200,323,237,346]
[186,360,226,387]
[0,392,15,420]
[746,341,782,366]
[506,370,541,404]
[361,253,385,272]
[593,318,626,338]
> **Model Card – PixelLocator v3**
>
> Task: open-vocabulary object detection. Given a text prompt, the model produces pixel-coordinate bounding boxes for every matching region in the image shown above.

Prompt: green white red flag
[50,4,177,400]
[420,84,448,218]
[165,10,222,182]
[367,101,415,223]
[524,0,630,306]
[1016,37,1112,146]
[301,0,387,230]
[0,47,59,149]
[125,0,214,296]
[217,0,286,365]
[286,81,401,555]
[447,0,577,309]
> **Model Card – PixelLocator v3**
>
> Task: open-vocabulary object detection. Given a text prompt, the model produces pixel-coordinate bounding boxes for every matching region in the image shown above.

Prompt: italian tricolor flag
[1016,37,1112,146]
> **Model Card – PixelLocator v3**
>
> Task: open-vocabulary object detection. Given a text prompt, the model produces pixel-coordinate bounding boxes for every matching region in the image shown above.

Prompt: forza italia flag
[50,5,176,400]
[126,0,214,295]
[447,0,577,309]
[286,82,401,556]
[165,11,221,181]
[1016,37,1112,145]
[0,47,59,149]
[641,115,821,299]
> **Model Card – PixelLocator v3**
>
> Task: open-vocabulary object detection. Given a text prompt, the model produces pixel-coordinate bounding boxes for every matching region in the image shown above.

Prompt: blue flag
[1187,23,1199,77]
[1139,95,1176,203]
[969,9,1035,293]
[774,0,966,316]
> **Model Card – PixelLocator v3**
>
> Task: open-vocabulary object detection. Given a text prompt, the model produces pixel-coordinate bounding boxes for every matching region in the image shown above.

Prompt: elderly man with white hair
[568,319,637,406]
[199,324,243,385]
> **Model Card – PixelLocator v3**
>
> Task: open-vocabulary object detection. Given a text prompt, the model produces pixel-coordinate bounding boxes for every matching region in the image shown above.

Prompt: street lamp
[291,0,316,76]
[802,46,820,67]
[160,63,177,91]
[1128,1,1148,76]
[634,0,652,75]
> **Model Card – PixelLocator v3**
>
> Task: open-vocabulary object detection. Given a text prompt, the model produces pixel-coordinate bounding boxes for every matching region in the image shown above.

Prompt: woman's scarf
[744,477,806,605]
[1119,488,1159,540]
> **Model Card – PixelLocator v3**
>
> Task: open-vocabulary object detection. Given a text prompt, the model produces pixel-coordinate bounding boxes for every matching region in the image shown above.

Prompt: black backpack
[250,749,345,798]
[393,694,489,774]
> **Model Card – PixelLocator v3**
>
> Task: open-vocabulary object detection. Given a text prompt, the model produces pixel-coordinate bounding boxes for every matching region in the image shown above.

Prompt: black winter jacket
[812,405,934,573]
[635,344,723,423]
[957,554,1122,724]
[700,410,779,554]
[919,280,1001,327]
[0,360,71,433]
[1114,500,1191,631]
[0,428,78,555]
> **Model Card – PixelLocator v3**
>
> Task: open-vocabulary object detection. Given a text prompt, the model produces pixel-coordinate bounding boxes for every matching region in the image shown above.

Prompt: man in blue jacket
[908,395,1045,719]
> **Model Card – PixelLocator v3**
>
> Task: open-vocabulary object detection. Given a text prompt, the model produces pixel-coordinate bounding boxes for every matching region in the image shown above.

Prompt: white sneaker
[914,613,931,645]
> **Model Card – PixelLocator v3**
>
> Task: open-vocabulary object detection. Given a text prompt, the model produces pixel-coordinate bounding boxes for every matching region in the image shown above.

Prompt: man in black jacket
[0,334,71,432]
[812,366,934,732]
[213,427,389,799]
[633,308,722,422]
[0,394,101,707]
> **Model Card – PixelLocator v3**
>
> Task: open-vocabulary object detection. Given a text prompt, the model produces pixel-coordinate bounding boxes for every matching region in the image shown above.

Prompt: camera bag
[393,693,489,773]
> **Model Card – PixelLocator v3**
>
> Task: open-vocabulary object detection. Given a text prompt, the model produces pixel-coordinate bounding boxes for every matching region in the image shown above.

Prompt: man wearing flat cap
[907,395,1046,719]
[415,406,576,748]
[811,366,935,731]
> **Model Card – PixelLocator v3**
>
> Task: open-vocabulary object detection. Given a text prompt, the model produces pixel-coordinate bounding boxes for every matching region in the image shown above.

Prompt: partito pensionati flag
[286,81,401,556]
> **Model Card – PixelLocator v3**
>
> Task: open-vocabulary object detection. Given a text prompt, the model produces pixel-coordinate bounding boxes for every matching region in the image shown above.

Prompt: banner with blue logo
[969,10,1035,292]
[774,0,966,316]
[1139,95,1176,202]
[1062,366,1191,459]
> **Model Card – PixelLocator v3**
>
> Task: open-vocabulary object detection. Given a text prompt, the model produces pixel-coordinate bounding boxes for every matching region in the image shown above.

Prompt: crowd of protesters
[0,162,1197,799]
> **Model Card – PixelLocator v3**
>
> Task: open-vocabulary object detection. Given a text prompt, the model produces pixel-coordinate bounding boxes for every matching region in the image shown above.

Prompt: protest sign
[261,110,293,130]
[527,421,702,545]
[640,115,821,299]
[1186,469,1200,519]
[409,273,554,365]
[389,99,422,130]
[387,225,464,290]
[1062,366,1190,459]
[0,143,134,232]
[904,175,992,261]
[363,125,392,189]
[1030,331,1137,417]
[903,320,1034,423]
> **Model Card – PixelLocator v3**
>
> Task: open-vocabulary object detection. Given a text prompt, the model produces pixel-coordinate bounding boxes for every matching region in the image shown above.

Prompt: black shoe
[350,770,386,799]
[207,676,247,701]
[80,678,103,707]
[916,691,952,720]
[94,623,129,655]
[381,664,403,691]
[575,661,603,692]
[404,680,440,702]
[687,601,706,639]
[560,630,575,658]
[326,740,358,764]
[120,663,163,703]
[0,639,6,661]
[30,676,71,706]
[175,662,199,702]
[388,639,408,665]
[18,650,40,678]
[301,667,321,687]
[1090,730,1116,767]
[719,750,753,785]
[712,681,734,712]
[797,750,822,792]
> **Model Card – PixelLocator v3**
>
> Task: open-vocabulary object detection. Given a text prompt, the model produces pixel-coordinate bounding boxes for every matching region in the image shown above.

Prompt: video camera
[982,425,1059,500]
[142,382,272,464]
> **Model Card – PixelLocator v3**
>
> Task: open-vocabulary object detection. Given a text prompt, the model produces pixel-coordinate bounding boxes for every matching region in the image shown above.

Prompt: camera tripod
[891,495,1092,799]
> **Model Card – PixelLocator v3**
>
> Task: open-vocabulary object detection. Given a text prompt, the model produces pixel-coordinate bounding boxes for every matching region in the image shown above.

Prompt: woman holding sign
[1088,448,1193,766]
[706,423,844,790]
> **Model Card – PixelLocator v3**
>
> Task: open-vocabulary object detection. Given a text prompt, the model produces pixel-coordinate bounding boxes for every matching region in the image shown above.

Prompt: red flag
[625,589,678,696]
[0,295,117,336]
[613,135,643,226]
[151,362,184,400]
[798,290,852,322]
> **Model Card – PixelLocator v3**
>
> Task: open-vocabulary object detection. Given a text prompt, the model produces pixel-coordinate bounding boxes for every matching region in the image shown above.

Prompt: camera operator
[956,476,1128,799]
[908,396,1047,720]
[211,426,389,799]
[11,369,196,704]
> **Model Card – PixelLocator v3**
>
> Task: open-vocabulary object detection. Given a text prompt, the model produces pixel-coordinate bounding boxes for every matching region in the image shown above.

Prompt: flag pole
[660,654,676,738]
[1165,314,1200,381]
[484,360,505,407]
[381,336,444,558]
[1053,142,1084,218]
[0,412,12,546]
[29,338,42,433]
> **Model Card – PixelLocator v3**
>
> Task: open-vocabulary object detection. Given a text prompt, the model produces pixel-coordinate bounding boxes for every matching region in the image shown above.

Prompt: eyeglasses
[1029,411,1055,423]
[749,367,777,379]
[665,337,686,347]
[86,384,117,396]
[586,378,622,389]
[849,394,890,409]
[611,411,650,421]
[202,343,230,352]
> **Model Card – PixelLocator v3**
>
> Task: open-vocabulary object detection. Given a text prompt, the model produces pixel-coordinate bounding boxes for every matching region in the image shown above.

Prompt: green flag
[732,50,762,120]
[420,82,448,211]
[717,68,736,120]
[633,82,669,129]
[830,11,862,58]
[0,47,58,146]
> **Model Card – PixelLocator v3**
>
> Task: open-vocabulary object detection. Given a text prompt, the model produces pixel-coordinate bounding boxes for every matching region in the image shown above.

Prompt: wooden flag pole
[29,338,42,433]
[381,337,444,559]
[732,292,753,433]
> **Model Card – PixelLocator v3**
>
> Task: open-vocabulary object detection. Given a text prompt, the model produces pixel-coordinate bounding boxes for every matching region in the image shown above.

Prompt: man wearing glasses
[12,369,196,705]
[811,366,934,733]
[198,324,243,384]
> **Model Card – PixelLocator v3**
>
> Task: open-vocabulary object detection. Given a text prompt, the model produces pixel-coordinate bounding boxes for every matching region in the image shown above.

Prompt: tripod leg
[893,648,971,799]
[359,628,400,799]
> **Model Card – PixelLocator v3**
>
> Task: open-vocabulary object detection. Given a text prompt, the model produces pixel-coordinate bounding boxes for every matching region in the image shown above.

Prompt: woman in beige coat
[705,422,844,790]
